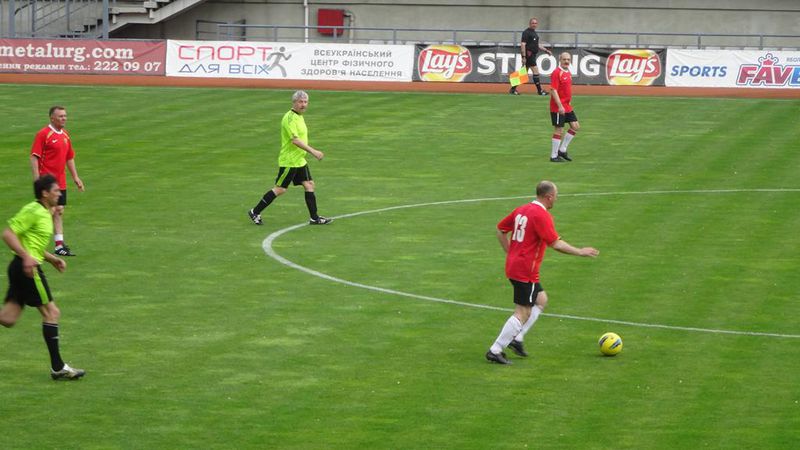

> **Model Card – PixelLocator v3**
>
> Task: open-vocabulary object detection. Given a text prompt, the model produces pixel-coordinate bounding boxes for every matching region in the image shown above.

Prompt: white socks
[490,316,523,354]
[560,129,577,153]
[514,305,543,343]
[490,305,545,354]
[552,130,577,158]
[551,134,562,158]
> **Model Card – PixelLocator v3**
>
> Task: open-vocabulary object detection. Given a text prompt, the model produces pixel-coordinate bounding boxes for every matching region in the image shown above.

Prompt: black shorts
[5,256,53,308]
[524,50,538,68]
[58,189,67,206]
[551,111,578,127]
[510,279,544,307]
[275,165,312,189]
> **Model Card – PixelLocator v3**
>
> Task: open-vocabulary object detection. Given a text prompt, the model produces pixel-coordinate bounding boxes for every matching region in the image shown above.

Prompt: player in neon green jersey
[248,90,333,226]
[1,175,85,380]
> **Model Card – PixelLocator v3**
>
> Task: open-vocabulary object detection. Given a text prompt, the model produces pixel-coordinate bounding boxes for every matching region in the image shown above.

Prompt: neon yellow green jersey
[7,201,53,263]
[278,109,309,168]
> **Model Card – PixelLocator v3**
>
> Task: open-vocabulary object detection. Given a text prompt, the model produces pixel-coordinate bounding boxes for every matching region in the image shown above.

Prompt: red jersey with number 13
[549,66,573,113]
[31,125,75,190]
[497,201,560,283]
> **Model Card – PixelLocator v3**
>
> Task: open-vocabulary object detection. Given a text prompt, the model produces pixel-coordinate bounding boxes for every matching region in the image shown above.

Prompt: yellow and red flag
[508,67,529,86]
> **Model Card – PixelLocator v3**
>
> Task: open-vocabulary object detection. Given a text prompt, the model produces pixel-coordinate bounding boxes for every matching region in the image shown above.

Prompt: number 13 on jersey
[513,214,527,242]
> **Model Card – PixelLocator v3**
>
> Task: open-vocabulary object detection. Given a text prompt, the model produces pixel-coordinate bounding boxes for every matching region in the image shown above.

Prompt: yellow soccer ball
[599,332,623,356]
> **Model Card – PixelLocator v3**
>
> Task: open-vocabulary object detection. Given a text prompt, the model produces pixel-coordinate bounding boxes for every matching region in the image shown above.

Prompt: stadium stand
[0,0,798,50]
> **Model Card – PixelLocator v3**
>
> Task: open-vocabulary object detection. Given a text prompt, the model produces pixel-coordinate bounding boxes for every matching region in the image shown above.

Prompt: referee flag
[509,67,530,87]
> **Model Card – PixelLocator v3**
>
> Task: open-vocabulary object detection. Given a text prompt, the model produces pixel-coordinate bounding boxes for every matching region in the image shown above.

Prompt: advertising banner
[587,48,666,86]
[666,49,800,88]
[0,39,166,75]
[166,40,414,81]
[412,45,665,86]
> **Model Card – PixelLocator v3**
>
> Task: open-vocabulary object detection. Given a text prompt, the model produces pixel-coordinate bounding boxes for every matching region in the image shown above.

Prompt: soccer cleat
[558,151,572,161]
[309,216,333,225]
[550,156,566,163]
[51,363,85,380]
[509,88,520,95]
[507,339,529,357]
[485,350,512,365]
[248,209,263,225]
[539,91,549,96]
[54,245,75,256]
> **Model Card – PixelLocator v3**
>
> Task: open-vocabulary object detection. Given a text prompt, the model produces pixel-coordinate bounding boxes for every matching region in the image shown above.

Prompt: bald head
[536,180,556,197]
[558,52,572,69]
[536,181,558,209]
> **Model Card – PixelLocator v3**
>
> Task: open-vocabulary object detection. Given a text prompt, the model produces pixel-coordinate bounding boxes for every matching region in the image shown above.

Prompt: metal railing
[195,18,245,41]
[196,22,800,50]
[2,0,115,39]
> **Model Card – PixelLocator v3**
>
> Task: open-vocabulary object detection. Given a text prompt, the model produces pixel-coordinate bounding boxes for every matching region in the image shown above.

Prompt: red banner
[0,39,166,75]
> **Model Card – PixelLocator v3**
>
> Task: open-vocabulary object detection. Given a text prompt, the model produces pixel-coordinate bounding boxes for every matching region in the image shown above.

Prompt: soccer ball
[599,332,623,356]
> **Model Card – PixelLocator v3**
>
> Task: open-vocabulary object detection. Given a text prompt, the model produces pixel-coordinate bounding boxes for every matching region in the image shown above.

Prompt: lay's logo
[606,50,662,86]
[417,45,472,82]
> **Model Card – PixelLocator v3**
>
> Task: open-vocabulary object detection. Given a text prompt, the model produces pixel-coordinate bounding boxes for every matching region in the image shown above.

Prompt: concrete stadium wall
[115,0,800,48]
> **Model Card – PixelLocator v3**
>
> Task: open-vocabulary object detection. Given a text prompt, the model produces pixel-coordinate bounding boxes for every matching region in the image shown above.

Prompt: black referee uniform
[511,26,548,95]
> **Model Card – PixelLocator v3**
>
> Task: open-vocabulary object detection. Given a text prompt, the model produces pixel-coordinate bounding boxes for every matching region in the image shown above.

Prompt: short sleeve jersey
[31,125,75,190]
[278,110,308,168]
[497,201,560,283]
[7,201,53,263]
[521,28,540,56]
[550,66,574,113]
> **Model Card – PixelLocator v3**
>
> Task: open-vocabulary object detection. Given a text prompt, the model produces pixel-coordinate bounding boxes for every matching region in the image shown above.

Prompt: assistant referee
[1,175,85,380]
[510,17,553,96]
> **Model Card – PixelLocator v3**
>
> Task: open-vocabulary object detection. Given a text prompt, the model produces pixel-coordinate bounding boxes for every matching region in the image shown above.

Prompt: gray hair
[536,180,556,197]
[292,90,309,102]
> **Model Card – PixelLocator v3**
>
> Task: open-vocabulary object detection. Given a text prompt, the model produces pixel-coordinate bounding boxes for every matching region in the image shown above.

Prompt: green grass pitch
[1,84,799,449]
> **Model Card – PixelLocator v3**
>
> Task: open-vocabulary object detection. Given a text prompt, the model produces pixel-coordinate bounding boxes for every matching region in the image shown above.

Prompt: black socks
[254,190,278,214]
[43,322,64,371]
[305,191,318,220]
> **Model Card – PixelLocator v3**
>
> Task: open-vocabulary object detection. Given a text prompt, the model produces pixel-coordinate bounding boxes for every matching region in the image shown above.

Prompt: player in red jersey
[486,181,599,364]
[549,52,580,163]
[30,106,85,256]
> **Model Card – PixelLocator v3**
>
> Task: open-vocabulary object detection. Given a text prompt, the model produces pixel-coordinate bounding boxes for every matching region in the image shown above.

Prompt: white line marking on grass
[263,189,800,339]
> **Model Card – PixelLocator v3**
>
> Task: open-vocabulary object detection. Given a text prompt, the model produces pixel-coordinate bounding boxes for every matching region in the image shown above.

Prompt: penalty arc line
[262,189,800,339]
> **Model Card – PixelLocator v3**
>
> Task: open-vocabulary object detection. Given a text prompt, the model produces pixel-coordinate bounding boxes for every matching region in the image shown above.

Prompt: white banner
[666,49,800,89]
[166,40,414,82]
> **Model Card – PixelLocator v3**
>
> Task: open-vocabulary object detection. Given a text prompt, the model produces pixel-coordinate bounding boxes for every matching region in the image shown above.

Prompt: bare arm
[31,155,40,180]
[2,228,39,277]
[550,239,599,258]
[66,158,84,191]
[539,43,552,55]
[2,228,67,275]
[551,89,565,114]
[291,137,324,161]
[496,229,511,253]
[44,251,67,272]
[3,228,30,259]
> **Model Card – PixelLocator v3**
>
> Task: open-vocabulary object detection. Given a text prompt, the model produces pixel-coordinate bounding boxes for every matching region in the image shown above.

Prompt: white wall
[115,0,800,48]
